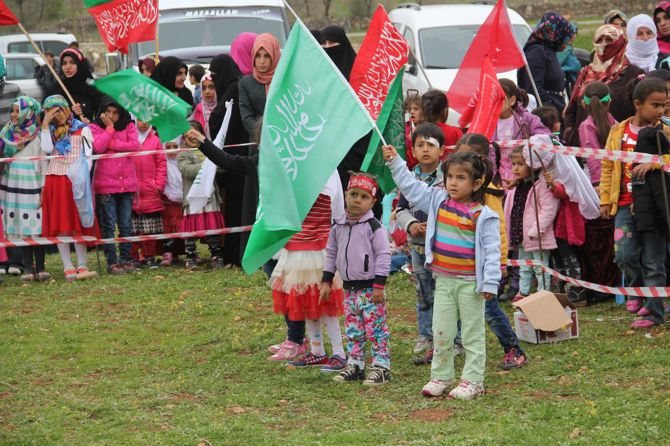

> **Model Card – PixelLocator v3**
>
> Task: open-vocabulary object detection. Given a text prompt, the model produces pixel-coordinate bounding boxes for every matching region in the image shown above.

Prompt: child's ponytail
[421,89,448,123]
[583,81,612,147]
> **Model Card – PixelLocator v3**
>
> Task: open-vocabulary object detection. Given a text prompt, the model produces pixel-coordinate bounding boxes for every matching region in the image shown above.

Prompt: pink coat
[504,178,560,251]
[91,122,140,194]
[578,114,617,185]
[132,130,167,214]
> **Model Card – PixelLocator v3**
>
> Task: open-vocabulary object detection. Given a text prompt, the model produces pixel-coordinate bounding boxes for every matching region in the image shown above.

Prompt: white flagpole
[282,0,388,146]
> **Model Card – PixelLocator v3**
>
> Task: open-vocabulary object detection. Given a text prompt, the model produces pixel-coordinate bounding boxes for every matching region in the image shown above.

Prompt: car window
[402,27,416,51]
[42,41,69,55]
[8,42,35,54]
[6,58,38,80]
[419,24,531,69]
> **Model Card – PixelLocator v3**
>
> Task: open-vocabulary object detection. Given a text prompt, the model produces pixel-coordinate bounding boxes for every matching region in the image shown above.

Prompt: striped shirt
[431,198,482,277]
[285,194,332,251]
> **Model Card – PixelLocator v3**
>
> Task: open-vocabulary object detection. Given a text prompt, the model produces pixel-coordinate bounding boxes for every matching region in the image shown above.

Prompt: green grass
[1,253,669,445]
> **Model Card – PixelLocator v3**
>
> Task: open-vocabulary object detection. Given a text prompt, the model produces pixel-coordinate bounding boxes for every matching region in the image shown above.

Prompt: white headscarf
[626,14,659,73]
[163,137,183,203]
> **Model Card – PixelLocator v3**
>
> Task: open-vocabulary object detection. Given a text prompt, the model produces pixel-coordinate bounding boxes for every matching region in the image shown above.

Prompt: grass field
[0,254,669,445]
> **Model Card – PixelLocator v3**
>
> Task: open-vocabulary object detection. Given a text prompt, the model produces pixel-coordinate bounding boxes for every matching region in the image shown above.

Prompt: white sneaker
[421,379,453,397]
[413,337,432,354]
[453,343,465,356]
[448,380,485,400]
[7,266,21,276]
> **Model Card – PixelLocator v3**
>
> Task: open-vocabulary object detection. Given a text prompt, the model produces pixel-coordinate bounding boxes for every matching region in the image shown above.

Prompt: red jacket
[132,130,167,214]
[437,122,463,160]
[552,182,586,246]
[91,122,139,194]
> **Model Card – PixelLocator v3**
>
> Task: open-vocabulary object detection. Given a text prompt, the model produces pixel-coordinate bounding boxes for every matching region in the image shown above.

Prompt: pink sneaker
[267,340,305,361]
[268,338,308,354]
[626,299,643,313]
[631,319,658,329]
[637,307,651,317]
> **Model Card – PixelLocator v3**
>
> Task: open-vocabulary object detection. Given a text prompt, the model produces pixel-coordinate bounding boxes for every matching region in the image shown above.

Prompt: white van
[389,3,532,125]
[0,32,76,56]
[129,0,290,67]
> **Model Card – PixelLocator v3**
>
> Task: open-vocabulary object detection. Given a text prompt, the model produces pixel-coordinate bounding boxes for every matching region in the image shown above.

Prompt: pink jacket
[578,114,617,185]
[491,109,551,184]
[91,122,140,194]
[132,130,167,214]
[504,178,560,251]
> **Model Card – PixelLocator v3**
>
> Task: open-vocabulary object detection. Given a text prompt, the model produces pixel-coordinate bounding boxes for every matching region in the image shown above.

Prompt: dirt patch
[236,349,253,356]
[409,408,454,422]
[169,391,198,401]
[388,307,416,323]
[30,377,54,387]
[0,391,13,399]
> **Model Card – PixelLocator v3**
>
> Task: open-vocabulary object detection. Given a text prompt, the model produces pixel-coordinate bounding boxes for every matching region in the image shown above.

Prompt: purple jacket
[578,114,617,185]
[491,108,551,184]
[323,210,391,289]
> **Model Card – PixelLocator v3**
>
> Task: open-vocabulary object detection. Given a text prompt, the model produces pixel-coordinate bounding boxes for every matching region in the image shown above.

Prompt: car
[389,2,532,125]
[4,53,46,103]
[0,32,76,56]
[129,0,290,68]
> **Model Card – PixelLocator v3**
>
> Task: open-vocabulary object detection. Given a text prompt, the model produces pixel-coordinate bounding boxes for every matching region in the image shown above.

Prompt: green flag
[242,21,374,274]
[360,72,406,194]
[83,0,111,6]
[94,69,191,142]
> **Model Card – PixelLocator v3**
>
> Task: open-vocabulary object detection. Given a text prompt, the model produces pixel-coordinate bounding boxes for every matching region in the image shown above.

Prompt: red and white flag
[0,1,19,26]
[86,0,158,54]
[349,5,409,120]
[459,56,506,139]
[447,0,524,115]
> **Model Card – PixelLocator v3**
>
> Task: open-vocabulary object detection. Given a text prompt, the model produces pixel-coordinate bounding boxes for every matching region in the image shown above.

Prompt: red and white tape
[0,225,253,248]
[509,259,670,298]
[0,142,256,164]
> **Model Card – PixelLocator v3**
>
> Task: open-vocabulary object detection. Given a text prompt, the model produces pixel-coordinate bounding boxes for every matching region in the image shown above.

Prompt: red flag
[459,56,505,139]
[350,5,409,120]
[0,1,19,25]
[447,0,524,114]
[88,0,158,54]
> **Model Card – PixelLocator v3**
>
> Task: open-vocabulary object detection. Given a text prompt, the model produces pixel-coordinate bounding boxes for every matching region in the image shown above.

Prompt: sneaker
[511,294,526,303]
[7,266,21,276]
[0,268,5,275]
[185,258,198,270]
[107,264,126,275]
[422,379,453,397]
[76,267,98,280]
[288,353,329,367]
[268,338,307,354]
[122,262,138,273]
[626,299,643,313]
[363,366,391,387]
[413,337,432,354]
[160,252,173,267]
[37,271,52,282]
[448,380,485,400]
[637,307,650,317]
[413,347,433,366]
[146,258,160,270]
[454,343,465,356]
[64,268,77,282]
[321,355,347,372]
[499,287,519,302]
[501,348,527,370]
[631,319,659,329]
[20,273,36,282]
[211,256,225,269]
[267,340,305,361]
[333,364,365,383]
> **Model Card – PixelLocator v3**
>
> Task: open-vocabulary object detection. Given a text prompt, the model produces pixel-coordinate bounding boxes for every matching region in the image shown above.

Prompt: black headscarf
[320,26,357,81]
[151,56,194,106]
[93,95,133,131]
[310,29,322,43]
[209,54,242,99]
[59,48,93,93]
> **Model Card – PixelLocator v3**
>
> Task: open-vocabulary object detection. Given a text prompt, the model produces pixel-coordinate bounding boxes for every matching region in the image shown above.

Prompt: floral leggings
[344,287,391,370]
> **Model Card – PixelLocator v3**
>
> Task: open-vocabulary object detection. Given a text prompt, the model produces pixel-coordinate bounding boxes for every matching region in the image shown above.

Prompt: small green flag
[361,72,406,194]
[94,69,192,142]
[241,21,374,274]
[83,0,112,7]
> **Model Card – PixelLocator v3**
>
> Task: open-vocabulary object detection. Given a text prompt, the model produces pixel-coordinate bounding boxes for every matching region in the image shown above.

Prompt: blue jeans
[518,247,552,295]
[638,230,667,324]
[390,253,409,274]
[614,206,643,289]
[411,248,434,340]
[97,192,133,266]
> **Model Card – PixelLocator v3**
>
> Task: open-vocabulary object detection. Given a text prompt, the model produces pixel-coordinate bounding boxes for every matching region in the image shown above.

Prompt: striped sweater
[432,198,481,277]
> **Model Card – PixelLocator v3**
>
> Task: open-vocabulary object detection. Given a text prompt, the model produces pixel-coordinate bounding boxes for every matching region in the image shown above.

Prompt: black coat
[518,43,566,111]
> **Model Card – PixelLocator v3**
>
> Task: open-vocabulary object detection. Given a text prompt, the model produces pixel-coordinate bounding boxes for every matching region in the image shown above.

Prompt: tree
[322,0,332,18]
[7,0,65,29]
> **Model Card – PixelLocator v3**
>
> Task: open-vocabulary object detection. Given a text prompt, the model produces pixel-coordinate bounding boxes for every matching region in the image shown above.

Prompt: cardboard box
[513,291,579,344]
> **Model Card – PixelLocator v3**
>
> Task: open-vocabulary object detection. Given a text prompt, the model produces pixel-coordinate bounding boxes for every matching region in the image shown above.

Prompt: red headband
[60,48,84,62]
[347,175,378,196]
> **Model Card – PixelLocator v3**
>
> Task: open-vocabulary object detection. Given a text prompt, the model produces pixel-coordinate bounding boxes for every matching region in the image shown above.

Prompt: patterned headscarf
[526,12,576,52]
[0,96,41,158]
[604,10,628,26]
[571,25,629,100]
[43,95,87,156]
